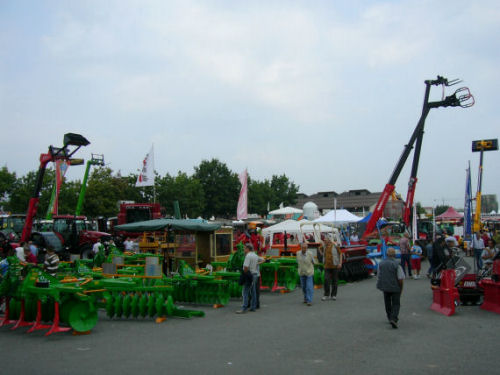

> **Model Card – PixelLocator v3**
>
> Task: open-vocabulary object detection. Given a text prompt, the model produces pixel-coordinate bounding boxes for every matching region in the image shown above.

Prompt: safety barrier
[430,269,460,316]
[479,259,500,314]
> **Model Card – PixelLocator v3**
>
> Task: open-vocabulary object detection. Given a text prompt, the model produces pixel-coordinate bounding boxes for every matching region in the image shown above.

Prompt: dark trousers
[383,291,401,322]
[400,254,412,276]
[323,268,339,297]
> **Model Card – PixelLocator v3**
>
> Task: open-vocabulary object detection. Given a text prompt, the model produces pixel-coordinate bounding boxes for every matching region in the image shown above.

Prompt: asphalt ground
[1,258,499,375]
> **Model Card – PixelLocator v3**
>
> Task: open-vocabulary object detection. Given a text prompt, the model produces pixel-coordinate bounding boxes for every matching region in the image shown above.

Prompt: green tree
[8,169,55,216]
[57,179,83,215]
[157,172,205,218]
[248,177,273,216]
[0,166,17,211]
[269,174,299,209]
[193,159,239,218]
[83,167,142,217]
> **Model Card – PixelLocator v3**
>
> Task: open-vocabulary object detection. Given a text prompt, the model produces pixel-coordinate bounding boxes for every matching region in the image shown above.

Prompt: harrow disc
[123,294,132,318]
[67,301,98,332]
[131,294,140,318]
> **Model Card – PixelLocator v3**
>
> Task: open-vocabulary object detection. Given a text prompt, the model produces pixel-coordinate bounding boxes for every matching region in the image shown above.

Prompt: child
[411,243,423,279]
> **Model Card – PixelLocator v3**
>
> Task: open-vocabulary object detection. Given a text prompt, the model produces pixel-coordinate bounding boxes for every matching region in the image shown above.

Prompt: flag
[237,169,248,220]
[48,160,69,217]
[136,145,155,187]
[464,162,472,241]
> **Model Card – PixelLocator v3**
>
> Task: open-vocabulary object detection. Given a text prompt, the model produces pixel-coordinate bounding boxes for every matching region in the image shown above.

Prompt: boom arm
[75,154,104,216]
[362,76,474,238]
[471,139,498,233]
[20,133,90,242]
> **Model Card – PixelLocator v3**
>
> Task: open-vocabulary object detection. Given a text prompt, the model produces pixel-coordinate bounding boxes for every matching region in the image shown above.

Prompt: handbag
[238,270,253,285]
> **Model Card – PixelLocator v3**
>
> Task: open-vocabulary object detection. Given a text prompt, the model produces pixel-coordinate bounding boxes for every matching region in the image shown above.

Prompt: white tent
[314,209,361,224]
[269,206,303,215]
[262,219,334,245]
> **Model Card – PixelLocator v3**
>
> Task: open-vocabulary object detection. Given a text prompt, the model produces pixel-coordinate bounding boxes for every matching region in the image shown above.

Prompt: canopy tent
[114,218,221,232]
[314,209,361,224]
[262,219,334,245]
[269,206,303,215]
[436,207,463,222]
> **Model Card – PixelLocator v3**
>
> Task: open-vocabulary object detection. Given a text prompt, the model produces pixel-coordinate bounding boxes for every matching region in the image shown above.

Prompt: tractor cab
[52,215,111,256]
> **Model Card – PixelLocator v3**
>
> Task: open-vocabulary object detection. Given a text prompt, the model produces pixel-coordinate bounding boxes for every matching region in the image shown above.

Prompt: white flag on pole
[136,145,155,187]
[237,169,248,220]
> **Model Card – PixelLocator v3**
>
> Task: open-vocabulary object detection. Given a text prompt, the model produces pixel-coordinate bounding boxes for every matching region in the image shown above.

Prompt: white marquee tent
[268,206,303,215]
[262,219,334,245]
[313,209,362,224]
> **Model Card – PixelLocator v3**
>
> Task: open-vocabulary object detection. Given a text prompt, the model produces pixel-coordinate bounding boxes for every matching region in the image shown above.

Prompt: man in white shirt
[236,243,261,314]
[472,232,485,270]
[92,239,102,255]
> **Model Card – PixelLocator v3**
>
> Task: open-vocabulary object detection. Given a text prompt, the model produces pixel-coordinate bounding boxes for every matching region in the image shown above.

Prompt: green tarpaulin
[114,218,221,232]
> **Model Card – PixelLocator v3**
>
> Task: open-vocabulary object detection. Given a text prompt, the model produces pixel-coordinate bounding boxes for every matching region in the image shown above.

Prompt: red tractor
[51,215,111,259]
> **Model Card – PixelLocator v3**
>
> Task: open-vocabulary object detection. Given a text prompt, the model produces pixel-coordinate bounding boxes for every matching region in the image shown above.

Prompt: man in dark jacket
[376,248,405,329]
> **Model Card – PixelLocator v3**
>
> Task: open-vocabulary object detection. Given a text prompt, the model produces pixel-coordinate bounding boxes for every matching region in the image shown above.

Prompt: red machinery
[20,133,90,243]
[362,76,474,238]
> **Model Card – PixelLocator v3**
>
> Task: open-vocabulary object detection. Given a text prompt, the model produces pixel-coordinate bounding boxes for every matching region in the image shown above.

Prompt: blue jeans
[300,275,314,303]
[242,274,258,311]
[474,249,483,270]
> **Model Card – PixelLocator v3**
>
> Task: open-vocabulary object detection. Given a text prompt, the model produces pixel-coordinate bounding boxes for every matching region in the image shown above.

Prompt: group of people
[0,241,60,279]
[471,231,499,272]
[236,235,343,313]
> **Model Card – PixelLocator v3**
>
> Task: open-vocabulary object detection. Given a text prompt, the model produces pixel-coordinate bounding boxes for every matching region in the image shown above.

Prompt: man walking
[297,242,315,306]
[376,248,405,329]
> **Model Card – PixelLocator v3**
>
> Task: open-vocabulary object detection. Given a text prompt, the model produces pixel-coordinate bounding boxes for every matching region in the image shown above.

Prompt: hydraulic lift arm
[20,133,90,242]
[362,76,474,238]
[75,154,105,216]
[471,139,498,233]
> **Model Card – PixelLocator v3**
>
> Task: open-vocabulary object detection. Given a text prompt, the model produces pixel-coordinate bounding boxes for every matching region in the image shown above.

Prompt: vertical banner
[136,145,155,187]
[237,169,248,220]
[464,162,472,242]
[412,202,417,243]
[49,160,69,216]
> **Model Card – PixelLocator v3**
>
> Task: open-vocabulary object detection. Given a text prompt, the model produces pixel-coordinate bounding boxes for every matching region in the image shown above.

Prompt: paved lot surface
[1,259,499,375]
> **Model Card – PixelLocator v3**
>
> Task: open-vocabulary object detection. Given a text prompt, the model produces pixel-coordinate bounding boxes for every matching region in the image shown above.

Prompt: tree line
[0,159,299,219]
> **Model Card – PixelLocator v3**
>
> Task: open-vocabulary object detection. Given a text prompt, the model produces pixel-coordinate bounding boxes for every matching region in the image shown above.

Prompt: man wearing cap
[376,247,405,329]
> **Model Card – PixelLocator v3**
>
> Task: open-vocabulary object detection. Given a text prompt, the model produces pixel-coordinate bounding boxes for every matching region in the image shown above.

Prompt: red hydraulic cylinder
[362,184,395,237]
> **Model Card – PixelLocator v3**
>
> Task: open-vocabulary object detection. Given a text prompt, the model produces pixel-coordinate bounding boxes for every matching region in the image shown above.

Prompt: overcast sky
[1,0,499,210]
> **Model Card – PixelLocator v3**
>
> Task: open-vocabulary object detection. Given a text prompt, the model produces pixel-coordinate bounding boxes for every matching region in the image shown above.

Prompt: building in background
[296,189,405,220]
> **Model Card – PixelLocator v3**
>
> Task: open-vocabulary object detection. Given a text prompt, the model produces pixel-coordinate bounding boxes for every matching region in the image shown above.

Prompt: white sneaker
[321,296,328,301]
[413,275,418,280]
[331,296,337,301]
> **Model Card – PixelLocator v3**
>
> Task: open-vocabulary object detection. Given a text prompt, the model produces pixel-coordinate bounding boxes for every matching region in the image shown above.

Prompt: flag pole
[152,143,155,203]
